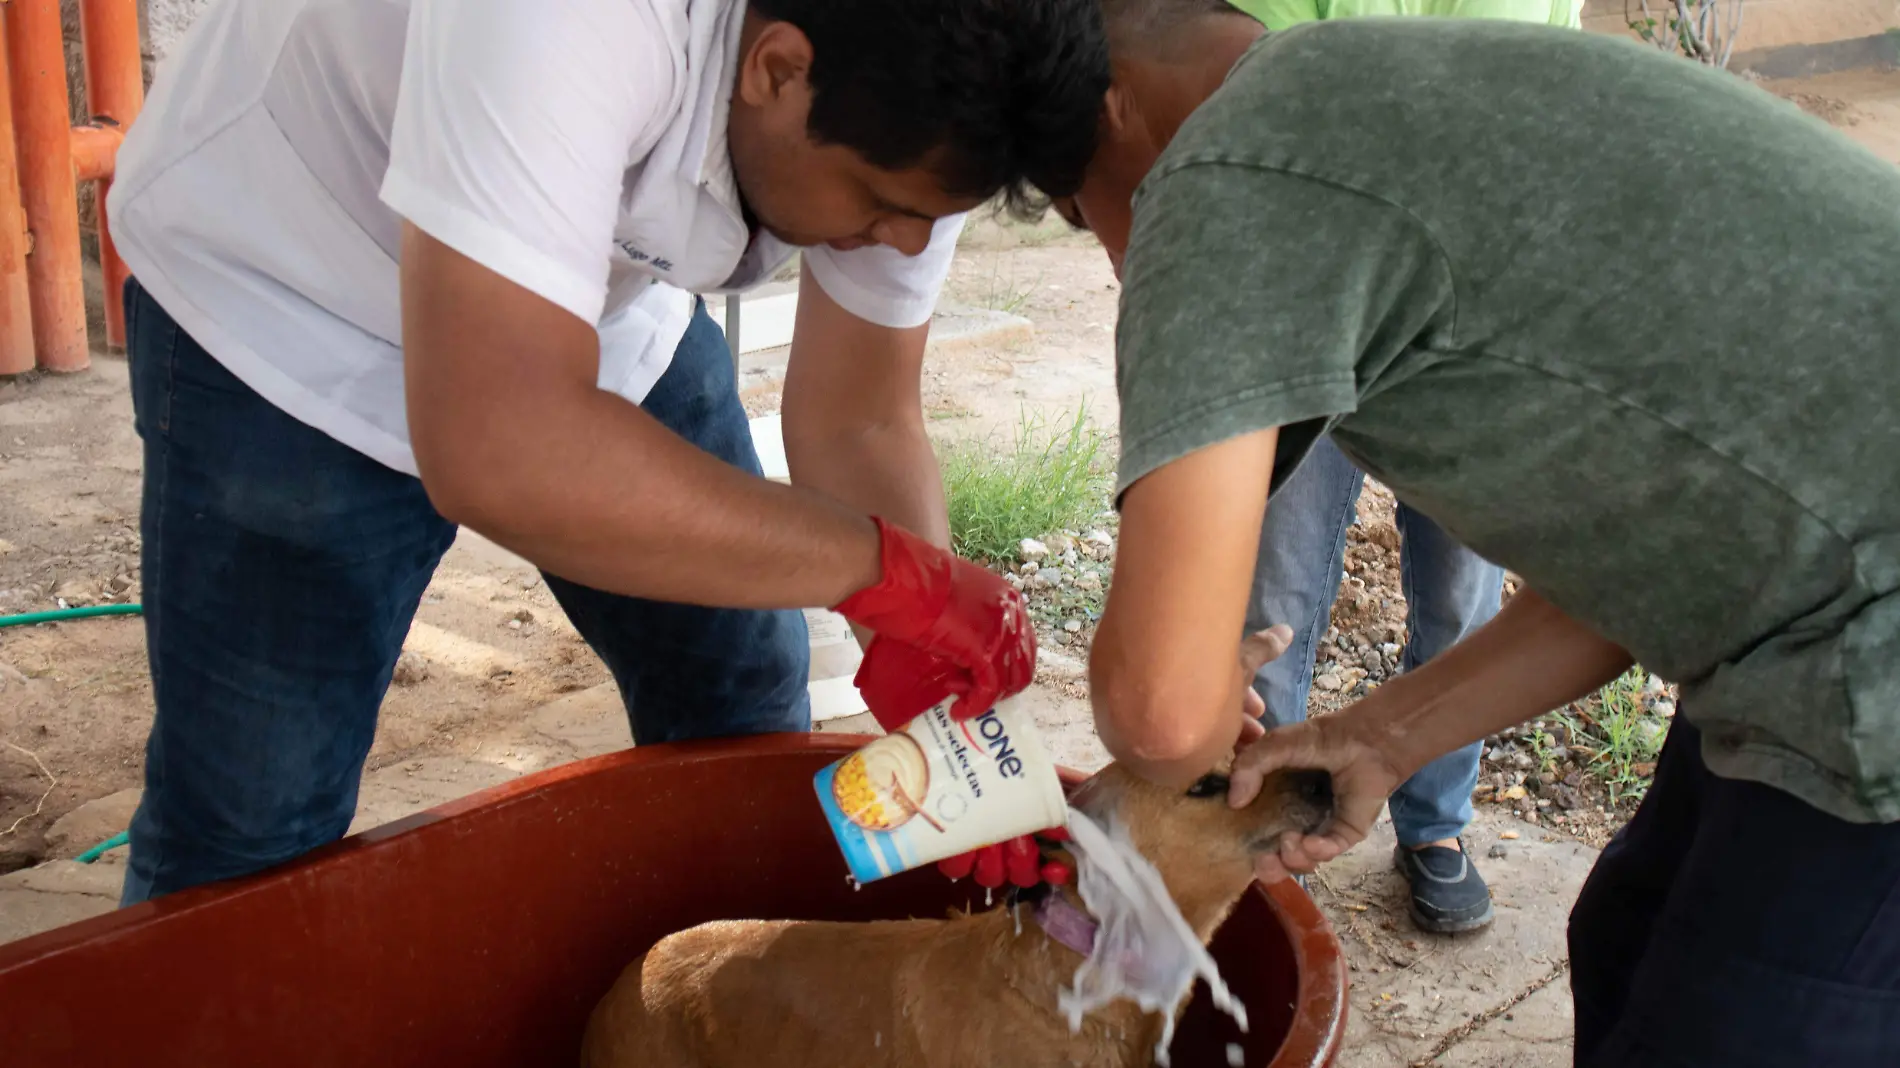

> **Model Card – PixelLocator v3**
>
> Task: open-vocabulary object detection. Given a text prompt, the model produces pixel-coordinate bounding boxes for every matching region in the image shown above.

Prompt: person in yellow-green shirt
[1232,0,1580,29]
[1224,0,1579,937]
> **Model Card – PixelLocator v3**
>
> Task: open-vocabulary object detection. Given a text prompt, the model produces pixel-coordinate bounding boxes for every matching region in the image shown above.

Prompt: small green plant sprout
[1526,721,1561,774]
[1563,666,1670,805]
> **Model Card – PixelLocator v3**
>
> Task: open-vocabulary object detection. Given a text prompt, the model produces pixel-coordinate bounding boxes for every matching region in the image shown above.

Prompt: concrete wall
[137,0,215,68]
[61,0,212,129]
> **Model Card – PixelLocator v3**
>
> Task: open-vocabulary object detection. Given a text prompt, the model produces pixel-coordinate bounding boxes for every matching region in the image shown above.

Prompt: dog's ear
[1185,773,1230,799]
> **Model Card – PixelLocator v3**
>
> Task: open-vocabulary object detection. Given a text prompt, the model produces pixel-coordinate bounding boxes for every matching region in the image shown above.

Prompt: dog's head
[1060,760,1333,934]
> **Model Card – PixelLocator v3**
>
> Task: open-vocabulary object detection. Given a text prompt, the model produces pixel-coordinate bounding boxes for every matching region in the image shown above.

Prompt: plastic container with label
[814,694,1068,883]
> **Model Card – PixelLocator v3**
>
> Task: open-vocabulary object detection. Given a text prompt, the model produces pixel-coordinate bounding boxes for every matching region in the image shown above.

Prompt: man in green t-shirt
[1225,0,1583,939]
[1064,2,1900,1062]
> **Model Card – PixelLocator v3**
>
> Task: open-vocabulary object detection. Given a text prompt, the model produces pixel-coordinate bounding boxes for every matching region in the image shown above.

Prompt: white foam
[1057,808,1248,1066]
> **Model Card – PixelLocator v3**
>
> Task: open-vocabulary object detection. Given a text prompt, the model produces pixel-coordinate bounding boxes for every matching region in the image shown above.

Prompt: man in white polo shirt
[107,0,1107,902]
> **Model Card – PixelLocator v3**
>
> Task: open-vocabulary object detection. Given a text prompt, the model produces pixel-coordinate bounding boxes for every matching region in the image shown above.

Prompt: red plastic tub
[0,735,1346,1066]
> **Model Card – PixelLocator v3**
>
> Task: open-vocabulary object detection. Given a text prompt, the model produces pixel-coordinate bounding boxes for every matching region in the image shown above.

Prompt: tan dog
[580,761,1333,1068]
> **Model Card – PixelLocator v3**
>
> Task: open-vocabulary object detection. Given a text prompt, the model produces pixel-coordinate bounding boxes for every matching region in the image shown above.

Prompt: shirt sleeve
[379,0,675,326]
[1113,162,1454,496]
[801,214,965,329]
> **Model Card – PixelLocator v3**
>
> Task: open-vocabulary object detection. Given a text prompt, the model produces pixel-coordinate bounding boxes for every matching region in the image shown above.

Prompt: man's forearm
[1090,429,1283,787]
[1355,587,1634,776]
[785,422,946,647]
[785,423,948,548]
[776,265,950,642]
[431,384,881,610]
[779,264,949,550]
[402,224,883,611]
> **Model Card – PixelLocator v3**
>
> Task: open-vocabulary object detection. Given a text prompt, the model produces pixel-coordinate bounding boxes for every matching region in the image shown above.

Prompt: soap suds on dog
[1057,808,1249,1066]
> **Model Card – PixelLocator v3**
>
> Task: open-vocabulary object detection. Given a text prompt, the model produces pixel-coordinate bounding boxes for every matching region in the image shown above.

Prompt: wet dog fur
[580,762,1333,1068]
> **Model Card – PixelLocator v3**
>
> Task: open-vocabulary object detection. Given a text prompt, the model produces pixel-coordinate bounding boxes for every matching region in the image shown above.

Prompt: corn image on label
[815,695,1068,883]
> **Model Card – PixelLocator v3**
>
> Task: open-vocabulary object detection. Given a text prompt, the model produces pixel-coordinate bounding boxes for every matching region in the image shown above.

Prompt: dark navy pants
[1569,717,1900,1066]
[121,278,809,903]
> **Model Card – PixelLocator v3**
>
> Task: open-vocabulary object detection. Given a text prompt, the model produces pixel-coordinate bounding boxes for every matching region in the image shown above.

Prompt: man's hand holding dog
[1231,586,1636,882]
[1228,706,1410,881]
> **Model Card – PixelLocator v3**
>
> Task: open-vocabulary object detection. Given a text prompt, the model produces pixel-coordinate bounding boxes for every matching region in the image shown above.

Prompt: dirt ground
[3,69,1894,879]
[0,363,611,870]
[1762,67,1900,161]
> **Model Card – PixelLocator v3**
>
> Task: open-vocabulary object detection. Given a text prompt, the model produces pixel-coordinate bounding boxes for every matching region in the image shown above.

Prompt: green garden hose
[75,830,130,864]
[0,604,142,628]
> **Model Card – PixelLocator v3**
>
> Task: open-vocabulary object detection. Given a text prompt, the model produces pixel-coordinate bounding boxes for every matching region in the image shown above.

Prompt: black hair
[749,0,1111,219]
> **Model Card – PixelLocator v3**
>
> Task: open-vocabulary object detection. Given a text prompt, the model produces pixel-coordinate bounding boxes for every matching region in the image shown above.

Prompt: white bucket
[813,694,1068,883]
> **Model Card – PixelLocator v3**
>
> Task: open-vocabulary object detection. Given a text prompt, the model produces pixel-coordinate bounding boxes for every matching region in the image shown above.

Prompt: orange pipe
[69,122,122,184]
[0,20,36,375]
[79,0,141,351]
[5,0,86,372]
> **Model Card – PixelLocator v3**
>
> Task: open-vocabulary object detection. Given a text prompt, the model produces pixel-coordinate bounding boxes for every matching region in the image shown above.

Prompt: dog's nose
[1289,768,1334,811]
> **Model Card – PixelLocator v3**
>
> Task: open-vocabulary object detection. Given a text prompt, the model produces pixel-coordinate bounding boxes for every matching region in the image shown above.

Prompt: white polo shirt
[108,0,963,475]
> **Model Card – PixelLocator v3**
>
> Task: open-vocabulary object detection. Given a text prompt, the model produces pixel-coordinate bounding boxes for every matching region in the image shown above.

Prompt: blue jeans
[121,279,809,903]
[1247,437,1502,846]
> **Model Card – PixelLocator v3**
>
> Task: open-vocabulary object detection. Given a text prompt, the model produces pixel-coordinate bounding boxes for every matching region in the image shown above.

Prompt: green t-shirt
[1115,20,1900,823]
[1231,0,1581,30]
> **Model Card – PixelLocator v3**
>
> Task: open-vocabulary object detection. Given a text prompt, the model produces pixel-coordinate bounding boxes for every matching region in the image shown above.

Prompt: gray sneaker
[1394,840,1494,933]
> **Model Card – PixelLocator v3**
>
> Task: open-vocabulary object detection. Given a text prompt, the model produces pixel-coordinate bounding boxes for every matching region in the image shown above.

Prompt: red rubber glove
[938,827,1073,890]
[851,639,963,731]
[835,517,1035,730]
